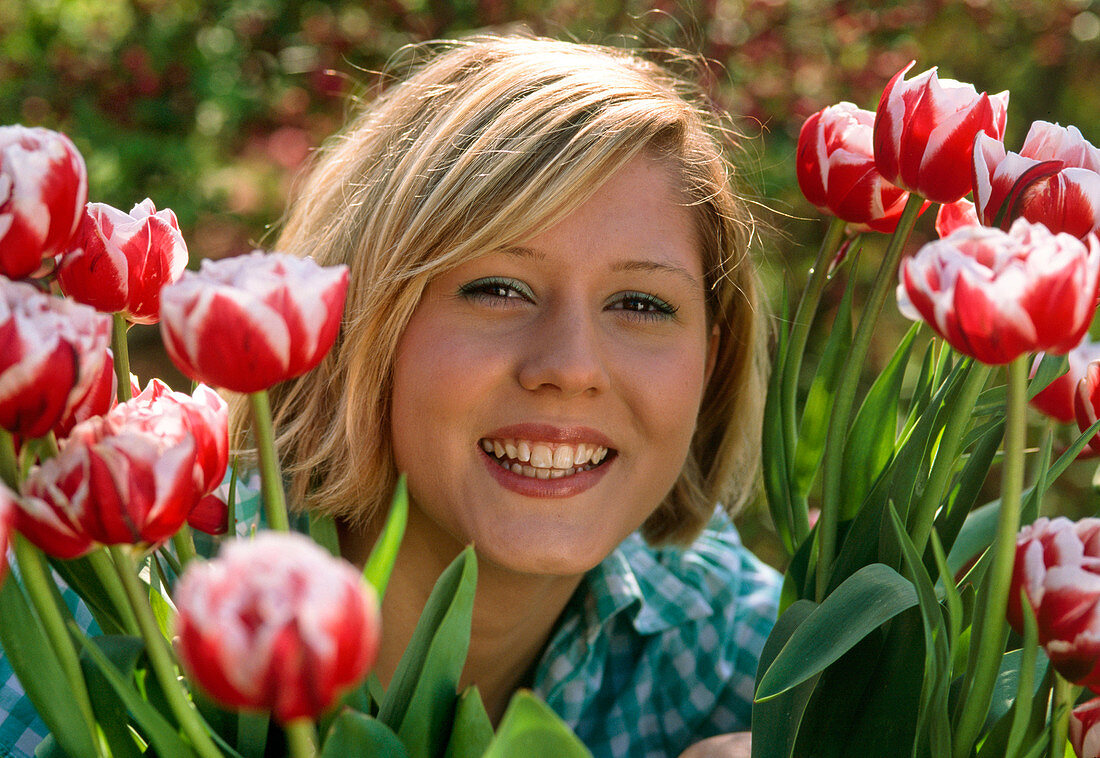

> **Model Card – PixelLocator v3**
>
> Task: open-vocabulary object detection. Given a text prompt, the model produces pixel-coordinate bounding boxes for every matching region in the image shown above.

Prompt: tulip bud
[159,251,349,394]
[874,62,1009,204]
[17,395,203,558]
[973,123,1100,240]
[897,219,1100,365]
[796,102,912,233]
[174,532,381,722]
[57,199,189,324]
[0,125,88,279]
[1072,697,1100,758]
[1008,517,1100,690]
[0,277,112,439]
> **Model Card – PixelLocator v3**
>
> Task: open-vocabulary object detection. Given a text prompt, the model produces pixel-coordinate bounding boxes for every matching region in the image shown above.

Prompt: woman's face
[390,153,715,577]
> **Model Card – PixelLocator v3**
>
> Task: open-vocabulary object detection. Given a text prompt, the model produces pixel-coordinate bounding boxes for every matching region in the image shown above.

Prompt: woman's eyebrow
[611,259,701,289]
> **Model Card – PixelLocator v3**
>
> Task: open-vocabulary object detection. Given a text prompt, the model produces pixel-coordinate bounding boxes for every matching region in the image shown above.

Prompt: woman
[247,34,782,756]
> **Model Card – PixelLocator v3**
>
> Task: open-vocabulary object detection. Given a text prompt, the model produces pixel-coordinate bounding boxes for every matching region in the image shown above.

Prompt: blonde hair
[232,34,765,546]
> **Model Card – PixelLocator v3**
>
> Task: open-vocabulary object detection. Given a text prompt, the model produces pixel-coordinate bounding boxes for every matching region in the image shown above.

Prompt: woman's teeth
[480,438,609,478]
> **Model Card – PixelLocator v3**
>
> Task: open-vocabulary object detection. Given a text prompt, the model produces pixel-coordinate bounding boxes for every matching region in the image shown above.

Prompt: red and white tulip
[1072,697,1100,758]
[159,251,349,394]
[174,532,381,722]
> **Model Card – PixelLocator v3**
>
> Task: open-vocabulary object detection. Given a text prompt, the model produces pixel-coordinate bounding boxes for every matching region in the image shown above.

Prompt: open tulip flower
[16,394,202,558]
[874,62,1009,204]
[159,251,349,394]
[0,125,88,279]
[973,123,1100,239]
[57,199,189,324]
[1009,517,1100,690]
[174,532,381,723]
[796,102,912,233]
[0,277,112,439]
[1073,698,1100,758]
[897,218,1100,364]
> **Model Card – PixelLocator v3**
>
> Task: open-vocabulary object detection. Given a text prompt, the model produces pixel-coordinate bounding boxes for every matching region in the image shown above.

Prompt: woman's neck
[339,507,585,724]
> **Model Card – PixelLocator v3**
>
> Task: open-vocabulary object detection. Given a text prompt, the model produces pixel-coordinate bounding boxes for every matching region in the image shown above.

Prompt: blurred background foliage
[4,0,1100,566]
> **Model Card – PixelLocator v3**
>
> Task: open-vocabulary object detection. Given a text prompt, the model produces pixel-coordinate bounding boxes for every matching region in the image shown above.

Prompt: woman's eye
[458,277,533,305]
[608,292,678,321]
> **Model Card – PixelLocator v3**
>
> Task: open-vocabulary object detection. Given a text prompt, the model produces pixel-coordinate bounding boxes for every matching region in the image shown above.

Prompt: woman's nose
[516,307,610,397]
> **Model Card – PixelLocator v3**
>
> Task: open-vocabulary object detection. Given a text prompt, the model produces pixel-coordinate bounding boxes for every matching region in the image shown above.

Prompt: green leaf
[756,563,919,701]
[236,711,270,758]
[791,274,854,500]
[79,636,146,758]
[0,576,100,758]
[377,546,477,758]
[762,286,797,554]
[47,554,128,635]
[321,710,408,757]
[751,599,819,758]
[1027,353,1068,400]
[444,686,494,758]
[364,475,409,598]
[838,323,917,519]
[309,511,341,557]
[76,627,196,758]
[932,418,1004,559]
[484,691,592,758]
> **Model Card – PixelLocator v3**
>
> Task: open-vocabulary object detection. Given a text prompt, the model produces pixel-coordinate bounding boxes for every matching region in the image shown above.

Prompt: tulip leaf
[483,690,592,758]
[0,575,100,758]
[364,475,409,599]
[47,554,126,636]
[235,711,270,758]
[1028,353,1068,400]
[444,686,494,758]
[76,627,196,758]
[309,512,341,557]
[838,323,917,520]
[78,635,145,758]
[321,711,408,757]
[751,599,819,758]
[791,272,854,500]
[377,545,476,758]
[762,286,797,554]
[755,563,919,701]
[933,418,1004,557]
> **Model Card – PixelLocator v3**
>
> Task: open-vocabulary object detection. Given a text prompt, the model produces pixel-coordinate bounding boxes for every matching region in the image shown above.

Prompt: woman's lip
[478,447,613,498]
[481,423,615,449]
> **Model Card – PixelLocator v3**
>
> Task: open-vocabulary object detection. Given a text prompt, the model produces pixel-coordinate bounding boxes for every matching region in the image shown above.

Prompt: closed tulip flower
[1072,358,1100,455]
[1008,517,1100,689]
[53,348,116,440]
[0,126,88,279]
[1030,337,1100,425]
[897,219,1100,364]
[1072,698,1100,758]
[796,102,911,233]
[973,123,1100,239]
[174,532,381,722]
[57,199,189,324]
[0,277,112,439]
[874,62,1009,204]
[17,397,201,558]
[159,251,349,394]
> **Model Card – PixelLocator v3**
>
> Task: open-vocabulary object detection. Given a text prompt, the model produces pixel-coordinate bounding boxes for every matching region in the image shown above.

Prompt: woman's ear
[704,324,720,387]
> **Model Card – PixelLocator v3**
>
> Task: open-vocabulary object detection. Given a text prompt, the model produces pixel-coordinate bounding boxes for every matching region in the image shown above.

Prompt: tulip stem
[284,719,318,758]
[172,526,198,568]
[816,192,924,600]
[0,429,18,490]
[1049,673,1077,758]
[249,390,289,532]
[108,545,224,758]
[111,314,132,403]
[953,356,1028,758]
[782,216,847,543]
[13,536,99,743]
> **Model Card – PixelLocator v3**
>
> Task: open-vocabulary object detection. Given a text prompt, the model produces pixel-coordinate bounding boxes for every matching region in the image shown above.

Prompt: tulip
[796,102,912,233]
[57,199,189,324]
[874,62,1009,204]
[0,126,88,279]
[53,348,117,439]
[973,123,1100,239]
[159,251,349,394]
[1030,337,1100,424]
[17,395,202,558]
[934,197,980,238]
[1008,517,1100,689]
[174,532,381,722]
[0,277,112,439]
[897,219,1100,365]
[1072,359,1100,455]
[1072,697,1100,758]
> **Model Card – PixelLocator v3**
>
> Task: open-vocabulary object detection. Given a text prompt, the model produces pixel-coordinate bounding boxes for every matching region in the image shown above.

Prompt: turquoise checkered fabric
[0,489,779,758]
[534,508,780,757]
